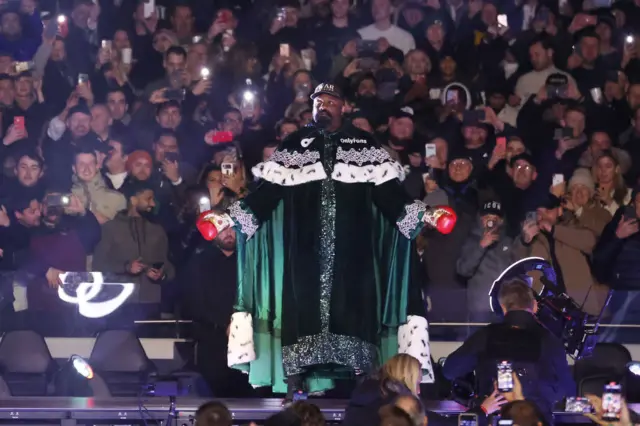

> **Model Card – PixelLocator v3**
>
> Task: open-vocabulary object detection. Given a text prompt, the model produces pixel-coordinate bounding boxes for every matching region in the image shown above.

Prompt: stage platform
[0,397,635,424]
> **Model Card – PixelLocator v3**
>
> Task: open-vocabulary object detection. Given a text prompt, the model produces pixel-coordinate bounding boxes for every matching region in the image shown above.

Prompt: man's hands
[585,394,633,426]
[488,141,506,170]
[522,220,540,244]
[615,216,639,239]
[3,123,28,146]
[480,228,499,248]
[146,266,164,281]
[127,258,146,274]
[64,194,86,216]
[481,387,508,414]
[46,267,64,288]
[161,158,181,183]
[0,206,10,227]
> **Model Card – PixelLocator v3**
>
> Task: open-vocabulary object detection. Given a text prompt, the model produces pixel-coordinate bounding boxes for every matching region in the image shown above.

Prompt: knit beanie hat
[568,168,595,194]
[125,150,153,172]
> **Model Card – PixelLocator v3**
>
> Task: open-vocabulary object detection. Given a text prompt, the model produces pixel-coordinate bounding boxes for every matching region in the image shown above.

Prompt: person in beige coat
[517,193,607,316]
[71,149,126,225]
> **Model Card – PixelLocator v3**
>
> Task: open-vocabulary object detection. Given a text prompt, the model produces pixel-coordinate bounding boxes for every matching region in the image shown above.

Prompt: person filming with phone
[442,280,575,422]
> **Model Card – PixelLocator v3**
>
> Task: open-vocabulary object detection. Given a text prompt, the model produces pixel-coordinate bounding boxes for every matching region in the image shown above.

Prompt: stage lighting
[71,355,94,380]
[627,362,640,376]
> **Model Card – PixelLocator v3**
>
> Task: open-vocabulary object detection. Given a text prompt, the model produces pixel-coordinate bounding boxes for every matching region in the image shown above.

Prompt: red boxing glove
[196,210,234,241]
[424,205,457,235]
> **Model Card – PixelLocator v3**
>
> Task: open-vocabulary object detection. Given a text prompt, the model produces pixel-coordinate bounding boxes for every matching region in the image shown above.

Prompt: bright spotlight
[71,355,94,379]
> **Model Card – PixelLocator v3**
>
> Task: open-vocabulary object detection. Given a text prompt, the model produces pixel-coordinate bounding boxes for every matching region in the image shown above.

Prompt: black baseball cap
[68,104,91,118]
[310,83,343,100]
[392,106,415,120]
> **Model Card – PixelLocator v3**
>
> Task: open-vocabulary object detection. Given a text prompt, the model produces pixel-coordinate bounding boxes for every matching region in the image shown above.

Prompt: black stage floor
[0,397,634,424]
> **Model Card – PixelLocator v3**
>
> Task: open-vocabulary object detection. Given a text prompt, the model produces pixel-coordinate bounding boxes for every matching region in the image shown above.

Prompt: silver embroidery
[396,201,426,239]
[269,149,321,168]
[336,146,392,166]
[229,201,259,238]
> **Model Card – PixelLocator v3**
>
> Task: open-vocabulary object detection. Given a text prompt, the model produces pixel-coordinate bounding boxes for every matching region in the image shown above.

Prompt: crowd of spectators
[0,0,639,345]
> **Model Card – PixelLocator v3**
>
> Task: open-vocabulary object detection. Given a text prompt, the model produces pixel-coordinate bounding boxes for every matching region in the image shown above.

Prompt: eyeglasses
[515,164,533,172]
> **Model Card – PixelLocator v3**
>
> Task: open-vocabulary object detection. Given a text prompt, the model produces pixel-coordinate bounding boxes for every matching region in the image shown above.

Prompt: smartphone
[165,88,186,101]
[552,173,564,186]
[356,39,378,55]
[498,421,513,426]
[44,17,58,39]
[497,361,514,392]
[446,90,459,104]
[13,116,25,132]
[221,162,234,176]
[625,35,635,47]
[217,9,232,23]
[525,211,537,223]
[565,397,594,413]
[101,40,112,50]
[200,67,210,80]
[198,196,212,213]
[602,382,622,421]
[77,73,89,85]
[457,413,478,426]
[151,262,164,270]
[476,109,486,121]
[276,7,287,21]
[358,57,379,72]
[143,0,155,18]
[279,43,290,58]
[46,194,71,207]
[496,137,506,150]
[554,127,573,140]
[429,88,442,100]
[13,61,33,73]
[164,152,180,163]
[425,143,437,158]
[624,204,637,219]
[497,14,508,27]
[210,131,234,144]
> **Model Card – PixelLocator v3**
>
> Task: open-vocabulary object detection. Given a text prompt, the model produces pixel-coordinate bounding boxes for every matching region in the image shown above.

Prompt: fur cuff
[227,312,256,366]
[398,315,434,383]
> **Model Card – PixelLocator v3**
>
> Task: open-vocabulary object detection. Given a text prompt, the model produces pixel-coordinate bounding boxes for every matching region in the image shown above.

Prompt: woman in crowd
[593,151,631,216]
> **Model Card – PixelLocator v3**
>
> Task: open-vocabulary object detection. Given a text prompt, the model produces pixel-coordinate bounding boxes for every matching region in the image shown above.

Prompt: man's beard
[314,111,333,129]
[389,134,410,148]
[215,238,236,252]
[137,208,155,220]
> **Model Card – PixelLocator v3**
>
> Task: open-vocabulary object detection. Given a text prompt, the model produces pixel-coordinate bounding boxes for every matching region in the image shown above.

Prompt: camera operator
[442,280,575,421]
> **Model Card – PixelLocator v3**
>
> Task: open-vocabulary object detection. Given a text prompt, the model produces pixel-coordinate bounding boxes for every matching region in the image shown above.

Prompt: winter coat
[71,173,126,222]
[92,212,175,303]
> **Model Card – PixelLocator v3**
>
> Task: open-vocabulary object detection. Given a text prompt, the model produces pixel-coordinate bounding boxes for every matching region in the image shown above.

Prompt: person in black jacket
[442,280,575,422]
[592,186,640,343]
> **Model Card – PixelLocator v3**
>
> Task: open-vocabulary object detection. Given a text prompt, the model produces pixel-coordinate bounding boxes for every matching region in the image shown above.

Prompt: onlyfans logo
[341,138,367,144]
[58,272,135,318]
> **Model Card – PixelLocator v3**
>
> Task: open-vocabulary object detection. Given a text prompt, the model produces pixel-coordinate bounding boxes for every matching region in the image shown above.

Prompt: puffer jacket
[71,173,126,222]
[457,219,519,322]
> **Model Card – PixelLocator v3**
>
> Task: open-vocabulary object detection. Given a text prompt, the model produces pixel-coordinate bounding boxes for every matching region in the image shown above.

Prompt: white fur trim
[252,161,327,186]
[227,312,256,367]
[332,161,406,185]
[398,315,434,383]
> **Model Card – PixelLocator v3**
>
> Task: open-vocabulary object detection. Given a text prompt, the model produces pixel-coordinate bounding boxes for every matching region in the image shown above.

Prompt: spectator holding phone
[93,180,174,318]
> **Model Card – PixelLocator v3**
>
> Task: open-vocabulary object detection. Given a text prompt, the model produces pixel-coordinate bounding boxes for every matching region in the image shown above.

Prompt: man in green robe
[197,83,456,397]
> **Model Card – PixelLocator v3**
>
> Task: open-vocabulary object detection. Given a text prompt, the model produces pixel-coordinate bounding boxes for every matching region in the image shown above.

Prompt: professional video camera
[488,257,608,360]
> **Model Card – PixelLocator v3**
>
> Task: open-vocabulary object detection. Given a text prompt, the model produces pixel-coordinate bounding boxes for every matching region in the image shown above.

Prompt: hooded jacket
[71,173,126,222]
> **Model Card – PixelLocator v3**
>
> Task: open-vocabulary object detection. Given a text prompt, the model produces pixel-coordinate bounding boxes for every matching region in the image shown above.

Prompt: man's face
[106,140,126,172]
[590,132,611,154]
[171,6,194,35]
[15,156,43,187]
[439,56,456,76]
[529,43,551,71]
[263,145,277,162]
[512,159,536,189]
[405,50,430,75]
[1,13,21,37]
[0,55,12,74]
[357,78,377,98]
[107,91,128,120]
[488,93,506,111]
[215,227,236,251]
[15,200,42,227]
[570,184,591,208]
[389,117,414,141]
[72,3,91,28]
[481,213,502,229]
[222,111,243,136]
[164,52,186,76]
[331,0,350,19]
[506,140,525,162]
[312,94,343,129]
[427,23,445,45]
[187,43,208,71]
[131,157,152,181]
[564,110,585,136]
[462,125,487,146]
[113,29,130,50]
[278,123,298,140]
[536,206,560,225]
[372,0,391,22]
[579,36,600,64]
[15,76,32,97]
[0,79,14,106]
[91,105,112,135]
[51,39,66,61]
[74,153,98,182]
[68,113,91,138]
[154,135,179,162]
[627,84,640,110]
[157,106,182,129]
[448,158,472,182]
[133,189,156,213]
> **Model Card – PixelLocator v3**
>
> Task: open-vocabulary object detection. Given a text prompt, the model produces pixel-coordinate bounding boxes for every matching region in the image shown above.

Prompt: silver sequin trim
[335,146,393,166]
[396,201,427,239]
[269,149,321,168]
[229,201,259,239]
